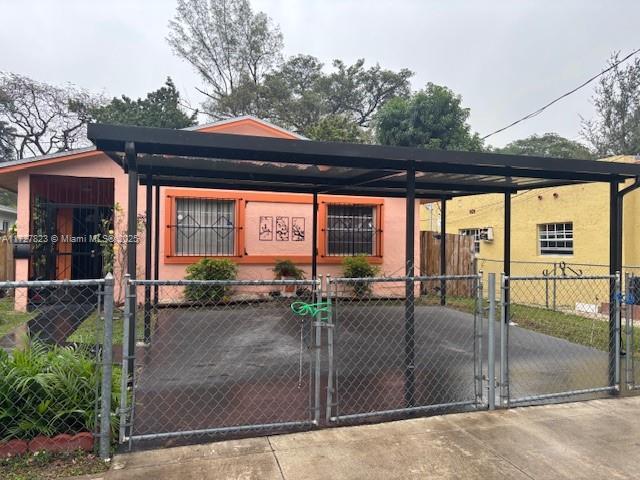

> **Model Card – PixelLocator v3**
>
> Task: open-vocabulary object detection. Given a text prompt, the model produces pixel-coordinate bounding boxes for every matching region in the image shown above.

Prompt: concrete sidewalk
[100,396,640,479]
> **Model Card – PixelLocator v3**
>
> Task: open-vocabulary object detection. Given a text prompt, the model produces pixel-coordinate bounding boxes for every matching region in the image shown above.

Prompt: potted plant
[273,259,305,294]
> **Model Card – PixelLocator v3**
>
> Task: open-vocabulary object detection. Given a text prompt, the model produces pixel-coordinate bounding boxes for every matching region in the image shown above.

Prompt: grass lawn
[0,450,108,480]
[418,294,640,356]
[67,307,156,345]
[0,297,36,338]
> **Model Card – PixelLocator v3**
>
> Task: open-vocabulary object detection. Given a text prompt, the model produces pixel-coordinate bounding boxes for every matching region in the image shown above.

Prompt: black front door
[70,206,111,279]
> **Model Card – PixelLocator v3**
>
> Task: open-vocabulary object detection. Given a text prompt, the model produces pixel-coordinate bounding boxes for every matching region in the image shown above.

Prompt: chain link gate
[500,274,620,406]
[623,272,640,391]
[325,274,486,423]
[118,277,322,446]
[112,271,639,448]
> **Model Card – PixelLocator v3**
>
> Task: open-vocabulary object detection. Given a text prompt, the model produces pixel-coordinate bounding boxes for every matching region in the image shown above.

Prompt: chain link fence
[0,278,117,457]
[3,270,640,454]
[501,274,619,406]
[120,278,321,446]
[623,271,640,391]
[326,274,484,422]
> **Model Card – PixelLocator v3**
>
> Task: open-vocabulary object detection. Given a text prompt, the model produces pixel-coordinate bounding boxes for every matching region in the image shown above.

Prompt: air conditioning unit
[480,227,494,241]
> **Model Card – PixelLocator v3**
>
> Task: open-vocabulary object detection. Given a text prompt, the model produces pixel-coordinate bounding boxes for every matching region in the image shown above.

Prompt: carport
[87,123,639,406]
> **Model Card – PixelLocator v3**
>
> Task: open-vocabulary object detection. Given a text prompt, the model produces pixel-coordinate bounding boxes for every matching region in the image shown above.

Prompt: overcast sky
[1,0,637,147]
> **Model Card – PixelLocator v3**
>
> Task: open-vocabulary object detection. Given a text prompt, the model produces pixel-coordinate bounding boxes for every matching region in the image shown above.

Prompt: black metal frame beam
[440,198,447,306]
[88,123,639,181]
[312,192,318,280]
[142,175,513,195]
[503,192,511,325]
[404,162,416,408]
[609,182,619,388]
[125,142,137,376]
[137,177,453,199]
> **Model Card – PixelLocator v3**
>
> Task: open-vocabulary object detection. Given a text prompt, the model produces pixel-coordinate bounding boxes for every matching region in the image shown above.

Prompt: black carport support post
[503,192,511,323]
[440,198,447,305]
[404,162,416,408]
[143,175,152,344]
[609,181,619,388]
[153,185,160,307]
[125,141,137,375]
[312,192,318,281]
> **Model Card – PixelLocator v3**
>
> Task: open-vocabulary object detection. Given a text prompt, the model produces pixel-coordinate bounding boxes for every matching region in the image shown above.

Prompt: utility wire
[481,47,640,140]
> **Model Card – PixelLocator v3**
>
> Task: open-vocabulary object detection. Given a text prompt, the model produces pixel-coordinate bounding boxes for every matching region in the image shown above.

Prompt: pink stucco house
[0,116,420,295]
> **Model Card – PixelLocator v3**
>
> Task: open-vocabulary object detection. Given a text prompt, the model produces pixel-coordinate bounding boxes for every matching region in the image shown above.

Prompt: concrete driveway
[129,302,610,444]
[100,395,640,479]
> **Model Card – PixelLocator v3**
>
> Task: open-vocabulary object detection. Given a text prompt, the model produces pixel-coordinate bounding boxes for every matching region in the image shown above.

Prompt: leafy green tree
[257,54,326,132]
[212,55,412,139]
[306,115,370,143]
[497,133,594,159]
[167,1,412,140]
[375,83,483,151]
[0,189,16,207]
[321,59,413,128]
[90,78,197,128]
[581,52,640,156]
[168,0,283,116]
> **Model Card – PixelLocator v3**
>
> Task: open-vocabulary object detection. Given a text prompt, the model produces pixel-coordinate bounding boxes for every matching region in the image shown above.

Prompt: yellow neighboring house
[420,155,640,307]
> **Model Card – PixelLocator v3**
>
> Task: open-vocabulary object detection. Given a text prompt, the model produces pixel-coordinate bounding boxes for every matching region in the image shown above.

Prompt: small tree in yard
[184,258,237,303]
[342,255,380,297]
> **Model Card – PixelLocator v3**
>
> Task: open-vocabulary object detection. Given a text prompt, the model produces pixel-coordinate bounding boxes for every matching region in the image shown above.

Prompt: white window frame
[538,222,573,256]
[459,228,484,254]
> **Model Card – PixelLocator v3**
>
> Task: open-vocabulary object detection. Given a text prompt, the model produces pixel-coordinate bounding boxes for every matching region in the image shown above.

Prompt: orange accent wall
[163,188,384,265]
[56,208,72,280]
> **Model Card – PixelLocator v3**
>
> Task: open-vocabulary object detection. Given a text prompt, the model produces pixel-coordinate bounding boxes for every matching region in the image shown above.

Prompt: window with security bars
[326,204,379,256]
[174,198,236,255]
[538,222,573,255]
[460,228,481,253]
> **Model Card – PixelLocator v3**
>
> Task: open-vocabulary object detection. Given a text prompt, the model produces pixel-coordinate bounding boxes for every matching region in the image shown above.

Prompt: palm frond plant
[0,339,121,442]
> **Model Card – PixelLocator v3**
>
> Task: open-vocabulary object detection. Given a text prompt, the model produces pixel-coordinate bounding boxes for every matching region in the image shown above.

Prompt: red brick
[0,439,29,458]
[69,432,94,452]
[28,432,94,453]
[28,435,60,452]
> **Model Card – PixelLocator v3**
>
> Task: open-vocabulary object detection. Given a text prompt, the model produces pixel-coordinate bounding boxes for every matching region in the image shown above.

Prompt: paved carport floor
[102,396,640,479]
[130,302,610,440]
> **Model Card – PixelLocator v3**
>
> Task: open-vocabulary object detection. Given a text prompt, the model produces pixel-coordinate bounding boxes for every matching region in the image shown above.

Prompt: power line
[481,47,640,141]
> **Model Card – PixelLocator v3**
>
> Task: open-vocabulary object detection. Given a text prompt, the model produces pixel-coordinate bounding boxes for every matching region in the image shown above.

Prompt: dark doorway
[29,175,114,281]
[71,206,111,280]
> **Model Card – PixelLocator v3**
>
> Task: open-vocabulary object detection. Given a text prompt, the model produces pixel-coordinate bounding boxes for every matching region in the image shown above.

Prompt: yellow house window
[460,228,482,253]
[538,222,573,255]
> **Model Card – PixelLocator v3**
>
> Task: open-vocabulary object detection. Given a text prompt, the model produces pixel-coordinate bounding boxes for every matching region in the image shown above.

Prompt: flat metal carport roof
[87,123,639,199]
[87,122,639,397]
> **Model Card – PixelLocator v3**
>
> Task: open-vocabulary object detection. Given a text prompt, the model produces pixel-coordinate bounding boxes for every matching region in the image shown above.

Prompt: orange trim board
[163,188,385,264]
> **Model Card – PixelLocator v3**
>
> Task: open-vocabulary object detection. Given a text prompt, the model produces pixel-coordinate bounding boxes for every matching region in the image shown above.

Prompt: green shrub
[0,340,121,441]
[341,255,380,296]
[272,259,305,280]
[184,258,238,303]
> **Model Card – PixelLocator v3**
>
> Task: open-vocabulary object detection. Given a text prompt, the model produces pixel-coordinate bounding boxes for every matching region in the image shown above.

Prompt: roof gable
[188,115,306,140]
